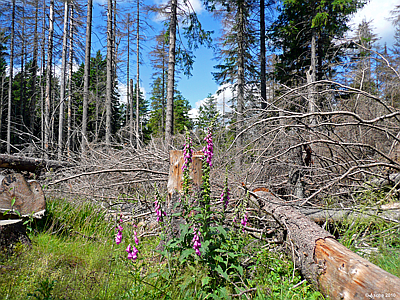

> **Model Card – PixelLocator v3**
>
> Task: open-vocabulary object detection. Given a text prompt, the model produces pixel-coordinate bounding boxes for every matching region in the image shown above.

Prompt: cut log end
[315,237,400,299]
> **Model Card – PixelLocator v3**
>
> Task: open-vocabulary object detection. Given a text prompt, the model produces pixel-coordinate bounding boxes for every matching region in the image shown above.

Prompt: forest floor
[0,196,399,300]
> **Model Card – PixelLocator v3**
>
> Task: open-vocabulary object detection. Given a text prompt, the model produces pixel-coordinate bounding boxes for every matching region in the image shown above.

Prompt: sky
[90,0,399,118]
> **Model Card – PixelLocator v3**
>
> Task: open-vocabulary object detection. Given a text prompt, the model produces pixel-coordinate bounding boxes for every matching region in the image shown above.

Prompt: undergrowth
[0,196,325,300]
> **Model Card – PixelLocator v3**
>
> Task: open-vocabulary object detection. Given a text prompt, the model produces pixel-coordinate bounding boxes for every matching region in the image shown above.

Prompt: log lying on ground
[299,204,400,224]
[0,153,73,173]
[0,173,45,217]
[254,191,400,299]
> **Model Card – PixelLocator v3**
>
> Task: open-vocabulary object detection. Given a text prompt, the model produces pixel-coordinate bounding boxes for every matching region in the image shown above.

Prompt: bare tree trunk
[58,1,69,160]
[20,2,26,144]
[30,0,39,136]
[136,0,140,149]
[0,75,4,139]
[130,78,133,144]
[7,0,16,154]
[260,0,266,110]
[236,2,245,160]
[44,0,55,159]
[126,14,130,129]
[82,0,93,156]
[307,29,317,127]
[40,0,46,153]
[67,4,74,159]
[105,0,113,145]
[165,0,177,146]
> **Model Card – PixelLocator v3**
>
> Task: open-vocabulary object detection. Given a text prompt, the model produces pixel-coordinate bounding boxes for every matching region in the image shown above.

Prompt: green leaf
[215,265,229,281]
[180,248,194,262]
[232,265,244,276]
[216,225,227,238]
[11,197,16,207]
[201,276,211,287]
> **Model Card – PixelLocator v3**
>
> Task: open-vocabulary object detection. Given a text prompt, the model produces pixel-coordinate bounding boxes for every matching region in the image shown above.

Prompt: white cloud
[189,84,233,119]
[349,0,398,46]
[118,81,146,104]
[152,0,204,22]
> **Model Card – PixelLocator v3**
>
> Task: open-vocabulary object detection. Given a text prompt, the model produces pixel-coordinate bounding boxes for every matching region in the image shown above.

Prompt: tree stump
[0,173,46,217]
[162,150,203,244]
[0,219,31,257]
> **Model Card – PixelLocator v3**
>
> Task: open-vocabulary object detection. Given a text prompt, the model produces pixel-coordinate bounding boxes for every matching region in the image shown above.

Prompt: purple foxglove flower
[134,232,139,245]
[115,231,122,245]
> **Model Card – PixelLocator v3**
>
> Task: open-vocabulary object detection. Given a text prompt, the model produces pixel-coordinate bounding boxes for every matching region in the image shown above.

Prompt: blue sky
[90,0,399,117]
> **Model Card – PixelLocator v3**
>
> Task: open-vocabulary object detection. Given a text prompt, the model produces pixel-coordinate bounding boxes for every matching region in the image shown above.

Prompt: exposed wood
[167,150,203,196]
[315,237,400,299]
[254,191,400,299]
[0,174,45,217]
[0,154,73,173]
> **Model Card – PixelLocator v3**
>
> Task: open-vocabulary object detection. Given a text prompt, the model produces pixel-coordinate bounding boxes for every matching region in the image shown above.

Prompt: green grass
[7,196,399,299]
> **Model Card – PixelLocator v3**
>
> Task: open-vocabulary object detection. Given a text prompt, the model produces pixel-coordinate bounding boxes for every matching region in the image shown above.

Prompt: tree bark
[130,79,134,144]
[165,0,177,146]
[0,153,73,173]
[29,0,39,136]
[58,1,70,160]
[44,0,55,158]
[236,2,245,160]
[82,0,93,155]
[105,0,113,145]
[7,0,16,154]
[260,0,266,110]
[254,191,400,299]
[126,14,130,130]
[67,4,74,159]
[136,0,140,149]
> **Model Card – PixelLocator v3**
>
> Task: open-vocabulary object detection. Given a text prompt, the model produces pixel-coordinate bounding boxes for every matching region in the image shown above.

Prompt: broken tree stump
[254,191,400,299]
[162,150,203,245]
[167,150,203,196]
[0,173,45,217]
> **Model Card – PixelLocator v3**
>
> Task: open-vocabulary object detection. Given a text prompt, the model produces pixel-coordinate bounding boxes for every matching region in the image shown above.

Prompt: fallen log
[249,189,400,224]
[299,205,400,224]
[254,191,400,299]
[0,153,73,173]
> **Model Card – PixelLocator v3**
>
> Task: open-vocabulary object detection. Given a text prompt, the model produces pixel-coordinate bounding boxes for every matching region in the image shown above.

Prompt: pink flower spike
[126,244,132,253]
[115,230,122,245]
[134,236,139,245]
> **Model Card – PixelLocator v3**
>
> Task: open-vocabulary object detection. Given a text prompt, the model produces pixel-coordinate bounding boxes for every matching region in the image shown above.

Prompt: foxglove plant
[126,244,138,260]
[192,227,202,256]
[154,199,166,222]
[202,127,213,167]
[182,129,193,199]
[115,220,123,245]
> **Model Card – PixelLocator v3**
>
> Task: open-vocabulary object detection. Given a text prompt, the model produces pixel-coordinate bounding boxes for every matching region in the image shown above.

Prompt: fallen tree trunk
[0,154,73,173]
[254,191,400,299]
[299,204,400,224]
